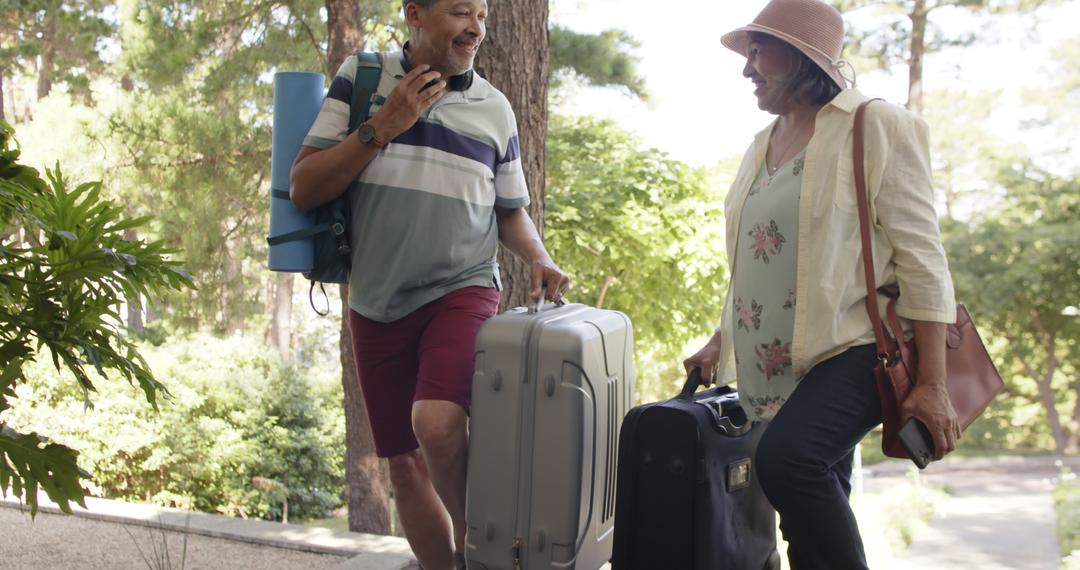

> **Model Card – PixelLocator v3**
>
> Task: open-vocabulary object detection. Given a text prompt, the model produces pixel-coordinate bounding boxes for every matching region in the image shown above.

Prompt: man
[290,1,569,569]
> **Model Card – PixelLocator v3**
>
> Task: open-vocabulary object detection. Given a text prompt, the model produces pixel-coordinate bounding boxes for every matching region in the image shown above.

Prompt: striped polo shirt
[302,51,529,322]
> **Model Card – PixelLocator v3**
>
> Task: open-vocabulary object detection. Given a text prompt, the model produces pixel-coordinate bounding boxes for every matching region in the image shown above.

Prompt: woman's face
[742,35,797,114]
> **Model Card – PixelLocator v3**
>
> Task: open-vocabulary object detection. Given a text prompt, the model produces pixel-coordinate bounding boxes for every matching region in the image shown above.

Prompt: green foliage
[943,162,1080,452]
[5,333,345,521]
[1056,475,1080,558]
[108,87,272,331]
[0,122,193,515]
[549,25,647,99]
[107,0,400,334]
[0,0,115,98]
[116,0,338,89]
[108,0,330,332]
[546,116,728,398]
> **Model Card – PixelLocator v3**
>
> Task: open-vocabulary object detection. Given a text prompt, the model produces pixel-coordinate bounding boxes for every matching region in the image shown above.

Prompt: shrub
[5,333,345,520]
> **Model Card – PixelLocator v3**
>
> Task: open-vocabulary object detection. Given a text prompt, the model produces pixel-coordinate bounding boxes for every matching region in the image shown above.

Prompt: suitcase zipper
[512,537,523,570]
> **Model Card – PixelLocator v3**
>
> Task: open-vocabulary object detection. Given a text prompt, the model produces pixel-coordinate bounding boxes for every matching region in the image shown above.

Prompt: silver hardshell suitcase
[465,302,634,570]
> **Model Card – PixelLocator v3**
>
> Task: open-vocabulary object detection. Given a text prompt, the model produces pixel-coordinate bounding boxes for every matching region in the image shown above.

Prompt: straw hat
[721,0,851,89]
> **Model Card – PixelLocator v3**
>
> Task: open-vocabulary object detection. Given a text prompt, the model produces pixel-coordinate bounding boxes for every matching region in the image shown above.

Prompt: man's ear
[404,3,424,31]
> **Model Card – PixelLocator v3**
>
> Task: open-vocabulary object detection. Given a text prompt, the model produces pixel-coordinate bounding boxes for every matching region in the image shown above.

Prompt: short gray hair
[402,0,435,9]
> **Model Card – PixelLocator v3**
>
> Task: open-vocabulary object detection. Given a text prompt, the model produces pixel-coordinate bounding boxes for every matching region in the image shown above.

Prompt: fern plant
[0,120,194,515]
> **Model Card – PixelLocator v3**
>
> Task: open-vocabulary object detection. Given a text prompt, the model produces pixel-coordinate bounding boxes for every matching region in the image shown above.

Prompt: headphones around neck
[400,44,474,92]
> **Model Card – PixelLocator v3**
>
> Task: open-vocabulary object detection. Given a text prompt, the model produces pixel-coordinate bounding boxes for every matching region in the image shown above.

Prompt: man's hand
[683,333,723,386]
[495,206,570,303]
[529,258,570,303]
[368,64,447,141]
[901,379,960,460]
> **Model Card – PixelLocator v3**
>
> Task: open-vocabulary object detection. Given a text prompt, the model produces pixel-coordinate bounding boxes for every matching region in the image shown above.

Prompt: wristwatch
[357,122,388,148]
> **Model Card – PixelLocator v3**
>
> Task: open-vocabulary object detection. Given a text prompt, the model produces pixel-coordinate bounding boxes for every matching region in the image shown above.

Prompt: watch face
[357,124,374,143]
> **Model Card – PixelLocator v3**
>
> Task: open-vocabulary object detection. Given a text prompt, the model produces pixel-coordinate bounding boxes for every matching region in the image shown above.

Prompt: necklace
[767,114,814,174]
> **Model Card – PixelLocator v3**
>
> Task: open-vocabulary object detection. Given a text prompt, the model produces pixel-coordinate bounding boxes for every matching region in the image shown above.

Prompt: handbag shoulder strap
[853,99,896,361]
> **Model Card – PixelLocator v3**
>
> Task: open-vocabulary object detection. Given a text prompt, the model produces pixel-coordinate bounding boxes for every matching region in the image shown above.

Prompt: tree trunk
[1038,371,1066,454]
[37,8,57,100]
[326,0,364,76]
[270,272,294,361]
[222,234,244,334]
[326,0,392,535]
[1038,330,1067,454]
[340,286,392,533]
[906,0,927,115]
[145,302,157,325]
[1027,319,1067,454]
[474,0,550,313]
[596,275,615,309]
[124,229,145,333]
[1018,344,1067,454]
[1069,373,1080,454]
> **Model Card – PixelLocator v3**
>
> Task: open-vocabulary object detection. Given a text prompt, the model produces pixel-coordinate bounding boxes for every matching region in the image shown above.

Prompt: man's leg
[413,400,469,554]
[414,286,501,558]
[388,449,456,570]
[349,308,457,570]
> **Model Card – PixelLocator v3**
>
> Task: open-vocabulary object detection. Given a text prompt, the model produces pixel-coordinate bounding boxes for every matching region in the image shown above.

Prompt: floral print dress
[732,151,805,421]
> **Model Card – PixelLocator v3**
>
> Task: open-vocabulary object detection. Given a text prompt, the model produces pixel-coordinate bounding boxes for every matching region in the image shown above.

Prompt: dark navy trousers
[755,344,882,570]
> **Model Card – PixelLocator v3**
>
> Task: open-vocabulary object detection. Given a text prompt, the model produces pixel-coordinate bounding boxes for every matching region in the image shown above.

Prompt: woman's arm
[902,320,961,459]
[869,107,957,323]
[869,105,960,459]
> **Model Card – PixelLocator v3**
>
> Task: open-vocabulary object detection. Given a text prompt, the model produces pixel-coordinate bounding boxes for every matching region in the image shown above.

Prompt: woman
[683,0,961,567]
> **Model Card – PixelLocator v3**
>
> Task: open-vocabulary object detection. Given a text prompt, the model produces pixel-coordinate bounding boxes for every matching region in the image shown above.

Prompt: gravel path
[0,507,349,570]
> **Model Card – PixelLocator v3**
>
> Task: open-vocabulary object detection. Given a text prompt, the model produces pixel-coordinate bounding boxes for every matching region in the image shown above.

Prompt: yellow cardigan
[716,88,957,385]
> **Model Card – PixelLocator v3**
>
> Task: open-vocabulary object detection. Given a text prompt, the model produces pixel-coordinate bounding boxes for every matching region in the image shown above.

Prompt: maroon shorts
[349,286,500,458]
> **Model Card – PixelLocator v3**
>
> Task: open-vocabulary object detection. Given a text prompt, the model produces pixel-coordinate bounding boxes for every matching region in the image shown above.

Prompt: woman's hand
[683,331,723,386]
[901,380,960,460]
[905,320,961,460]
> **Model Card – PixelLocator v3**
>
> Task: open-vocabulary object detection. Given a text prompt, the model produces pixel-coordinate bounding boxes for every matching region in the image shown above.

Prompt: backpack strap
[306,50,382,274]
[348,51,384,133]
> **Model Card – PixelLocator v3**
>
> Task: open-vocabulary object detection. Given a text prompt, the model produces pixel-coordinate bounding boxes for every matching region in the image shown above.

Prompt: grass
[123,516,191,570]
[301,504,404,536]
[301,513,350,533]
[1055,471,1080,568]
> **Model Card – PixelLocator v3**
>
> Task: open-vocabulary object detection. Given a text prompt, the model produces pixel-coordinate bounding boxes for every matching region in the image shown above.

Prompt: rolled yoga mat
[267,71,325,272]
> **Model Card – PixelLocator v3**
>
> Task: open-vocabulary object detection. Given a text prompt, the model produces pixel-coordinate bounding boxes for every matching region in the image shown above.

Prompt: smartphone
[898,418,935,469]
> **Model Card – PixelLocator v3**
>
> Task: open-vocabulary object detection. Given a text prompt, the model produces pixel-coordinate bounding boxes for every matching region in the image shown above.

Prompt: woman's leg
[755,344,881,570]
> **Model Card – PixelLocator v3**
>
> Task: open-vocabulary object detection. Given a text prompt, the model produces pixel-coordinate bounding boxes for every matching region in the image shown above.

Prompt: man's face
[407,0,487,76]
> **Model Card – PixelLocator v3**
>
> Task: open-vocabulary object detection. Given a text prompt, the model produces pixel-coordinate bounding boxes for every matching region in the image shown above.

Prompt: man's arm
[289,64,447,211]
[495,206,570,302]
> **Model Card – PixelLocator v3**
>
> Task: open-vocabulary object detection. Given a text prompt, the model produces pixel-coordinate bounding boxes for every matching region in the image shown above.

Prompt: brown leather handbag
[853,99,1005,459]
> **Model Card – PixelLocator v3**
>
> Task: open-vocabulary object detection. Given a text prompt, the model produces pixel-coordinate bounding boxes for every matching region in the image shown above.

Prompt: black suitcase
[612,370,781,570]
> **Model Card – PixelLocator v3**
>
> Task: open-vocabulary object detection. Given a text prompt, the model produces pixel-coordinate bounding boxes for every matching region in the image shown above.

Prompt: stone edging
[0,494,413,560]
